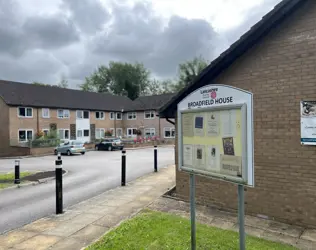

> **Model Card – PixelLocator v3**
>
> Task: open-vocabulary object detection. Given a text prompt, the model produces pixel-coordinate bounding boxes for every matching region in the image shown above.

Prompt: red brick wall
[176,0,316,227]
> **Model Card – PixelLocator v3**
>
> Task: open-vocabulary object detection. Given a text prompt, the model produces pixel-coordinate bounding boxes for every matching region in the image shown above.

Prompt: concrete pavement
[0,147,174,233]
[0,165,175,250]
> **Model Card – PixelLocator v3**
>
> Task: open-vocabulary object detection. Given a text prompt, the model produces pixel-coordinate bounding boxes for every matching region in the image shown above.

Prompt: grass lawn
[87,210,296,250]
[0,172,33,189]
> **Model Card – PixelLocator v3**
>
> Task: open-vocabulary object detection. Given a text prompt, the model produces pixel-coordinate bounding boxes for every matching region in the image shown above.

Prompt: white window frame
[17,107,33,118]
[95,111,104,120]
[96,128,105,139]
[164,127,175,138]
[116,128,123,137]
[42,108,50,118]
[116,112,122,120]
[127,112,137,120]
[83,129,90,137]
[77,130,83,138]
[127,128,137,137]
[18,129,33,142]
[76,110,89,119]
[57,109,70,119]
[144,128,155,136]
[109,112,115,120]
[144,110,155,119]
[58,129,70,140]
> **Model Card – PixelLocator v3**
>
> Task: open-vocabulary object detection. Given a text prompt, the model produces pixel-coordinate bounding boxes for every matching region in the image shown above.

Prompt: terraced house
[0,80,175,156]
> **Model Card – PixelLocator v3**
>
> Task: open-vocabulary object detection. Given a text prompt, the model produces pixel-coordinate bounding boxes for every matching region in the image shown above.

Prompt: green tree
[80,62,151,100]
[174,56,209,91]
[146,79,174,95]
[32,81,48,86]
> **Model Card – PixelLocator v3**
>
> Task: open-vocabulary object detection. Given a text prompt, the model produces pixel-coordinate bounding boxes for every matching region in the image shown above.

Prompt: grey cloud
[62,0,110,34]
[91,2,216,78]
[222,0,282,45]
[23,14,80,49]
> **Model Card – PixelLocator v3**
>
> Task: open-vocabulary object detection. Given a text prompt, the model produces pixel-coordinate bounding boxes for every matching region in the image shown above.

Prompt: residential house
[0,80,175,156]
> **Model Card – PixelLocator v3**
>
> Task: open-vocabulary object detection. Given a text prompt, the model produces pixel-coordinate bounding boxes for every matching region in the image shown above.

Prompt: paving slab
[261,231,298,246]
[14,235,61,250]
[296,239,315,250]
[70,224,109,243]
[49,237,87,250]
[301,229,316,242]
[0,230,37,249]
[266,221,304,238]
[43,221,91,237]
[22,218,58,233]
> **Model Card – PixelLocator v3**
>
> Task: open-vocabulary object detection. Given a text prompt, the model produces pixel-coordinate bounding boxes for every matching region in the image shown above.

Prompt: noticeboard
[177,84,254,186]
[301,100,316,145]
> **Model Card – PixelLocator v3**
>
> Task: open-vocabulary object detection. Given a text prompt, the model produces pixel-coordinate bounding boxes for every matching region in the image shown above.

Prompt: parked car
[95,138,124,151]
[54,140,86,156]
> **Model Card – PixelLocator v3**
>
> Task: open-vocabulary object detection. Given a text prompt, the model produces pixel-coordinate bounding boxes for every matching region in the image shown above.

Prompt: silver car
[54,140,86,156]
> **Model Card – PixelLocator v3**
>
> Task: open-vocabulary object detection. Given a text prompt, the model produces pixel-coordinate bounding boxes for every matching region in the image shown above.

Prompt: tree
[57,74,69,88]
[146,79,174,95]
[32,81,48,86]
[173,56,209,91]
[80,62,151,100]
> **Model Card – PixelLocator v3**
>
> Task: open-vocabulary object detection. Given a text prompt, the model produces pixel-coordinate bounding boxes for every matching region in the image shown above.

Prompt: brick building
[159,0,316,227]
[0,80,175,157]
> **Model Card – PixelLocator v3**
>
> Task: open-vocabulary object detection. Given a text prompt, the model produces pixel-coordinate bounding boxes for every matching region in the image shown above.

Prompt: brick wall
[176,0,316,227]
[9,107,76,144]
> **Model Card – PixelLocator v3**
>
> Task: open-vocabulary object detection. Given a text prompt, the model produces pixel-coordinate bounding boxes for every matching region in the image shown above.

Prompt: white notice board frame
[177,84,254,187]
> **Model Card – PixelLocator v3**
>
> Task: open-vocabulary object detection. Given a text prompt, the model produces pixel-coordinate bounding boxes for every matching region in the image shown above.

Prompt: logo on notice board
[201,88,218,99]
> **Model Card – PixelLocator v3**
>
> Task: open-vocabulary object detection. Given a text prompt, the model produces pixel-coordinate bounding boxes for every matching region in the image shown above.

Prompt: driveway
[0,147,175,233]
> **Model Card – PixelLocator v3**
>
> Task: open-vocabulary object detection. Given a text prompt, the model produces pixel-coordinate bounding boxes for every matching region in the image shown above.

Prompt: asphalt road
[0,147,174,234]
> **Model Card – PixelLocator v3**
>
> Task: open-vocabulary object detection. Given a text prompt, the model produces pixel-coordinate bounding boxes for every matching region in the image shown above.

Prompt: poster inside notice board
[301,101,316,145]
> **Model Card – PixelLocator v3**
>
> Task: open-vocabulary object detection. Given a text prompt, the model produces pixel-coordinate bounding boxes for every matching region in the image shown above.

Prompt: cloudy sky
[0,0,281,88]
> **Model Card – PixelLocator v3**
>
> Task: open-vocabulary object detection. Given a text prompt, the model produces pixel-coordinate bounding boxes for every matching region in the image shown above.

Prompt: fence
[10,139,60,148]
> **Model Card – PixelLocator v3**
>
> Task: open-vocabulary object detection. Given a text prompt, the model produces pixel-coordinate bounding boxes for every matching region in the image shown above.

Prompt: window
[58,129,70,140]
[164,127,175,138]
[84,130,90,137]
[116,128,123,137]
[57,109,70,118]
[127,112,137,120]
[76,110,89,119]
[96,111,104,120]
[116,112,122,120]
[18,130,33,142]
[144,111,155,119]
[77,130,83,137]
[144,128,155,136]
[42,129,49,136]
[110,112,114,120]
[127,128,137,137]
[42,108,50,118]
[18,107,33,118]
[96,128,105,139]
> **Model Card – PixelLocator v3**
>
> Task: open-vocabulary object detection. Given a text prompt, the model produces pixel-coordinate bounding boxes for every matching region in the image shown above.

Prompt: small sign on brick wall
[301,101,316,145]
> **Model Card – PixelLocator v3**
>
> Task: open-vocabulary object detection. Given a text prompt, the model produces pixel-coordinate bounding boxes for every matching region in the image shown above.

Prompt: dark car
[95,138,124,151]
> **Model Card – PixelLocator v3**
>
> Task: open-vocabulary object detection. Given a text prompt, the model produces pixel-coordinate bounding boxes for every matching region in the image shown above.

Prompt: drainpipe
[114,112,117,137]
[36,108,40,134]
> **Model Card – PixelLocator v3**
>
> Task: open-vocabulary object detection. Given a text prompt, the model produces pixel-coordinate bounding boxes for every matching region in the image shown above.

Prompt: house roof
[128,93,176,112]
[0,80,134,112]
[159,0,306,118]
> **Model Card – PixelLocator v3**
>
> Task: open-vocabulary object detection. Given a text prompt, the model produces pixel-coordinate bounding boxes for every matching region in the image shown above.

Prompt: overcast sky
[0,0,282,88]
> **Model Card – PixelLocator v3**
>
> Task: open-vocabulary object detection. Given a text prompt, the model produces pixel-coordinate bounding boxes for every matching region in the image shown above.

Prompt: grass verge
[87,210,296,250]
[0,172,33,189]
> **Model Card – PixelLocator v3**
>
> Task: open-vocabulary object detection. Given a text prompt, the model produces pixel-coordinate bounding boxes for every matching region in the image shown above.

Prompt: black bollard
[121,150,126,186]
[55,152,63,214]
[154,145,158,172]
[14,160,20,184]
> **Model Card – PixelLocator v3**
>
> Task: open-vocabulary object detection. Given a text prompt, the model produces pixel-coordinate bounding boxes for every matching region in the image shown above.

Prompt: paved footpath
[0,165,175,250]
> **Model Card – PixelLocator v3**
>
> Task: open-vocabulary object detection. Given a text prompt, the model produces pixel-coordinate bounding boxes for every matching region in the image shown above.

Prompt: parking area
[0,146,175,233]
